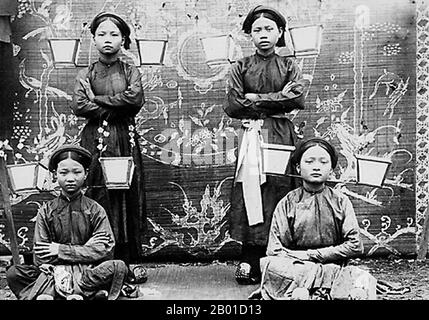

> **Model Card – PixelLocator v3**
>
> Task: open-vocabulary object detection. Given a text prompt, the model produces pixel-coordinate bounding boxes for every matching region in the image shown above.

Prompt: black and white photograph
[0,0,426,315]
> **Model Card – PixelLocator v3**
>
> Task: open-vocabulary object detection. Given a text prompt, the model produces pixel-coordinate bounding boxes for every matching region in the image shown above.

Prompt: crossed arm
[266,197,364,263]
[72,64,144,120]
[33,204,115,266]
[224,59,305,119]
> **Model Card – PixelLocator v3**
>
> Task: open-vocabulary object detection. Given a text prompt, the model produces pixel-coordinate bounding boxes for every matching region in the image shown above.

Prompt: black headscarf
[90,12,132,50]
[242,5,287,47]
[49,144,93,172]
[291,138,338,169]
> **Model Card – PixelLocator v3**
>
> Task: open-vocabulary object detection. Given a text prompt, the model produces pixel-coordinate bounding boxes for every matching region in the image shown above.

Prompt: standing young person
[224,5,305,284]
[72,12,147,284]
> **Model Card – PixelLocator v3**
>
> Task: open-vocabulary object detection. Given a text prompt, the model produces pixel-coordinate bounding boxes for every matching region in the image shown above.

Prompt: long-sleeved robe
[224,51,305,246]
[256,186,367,300]
[267,186,363,261]
[72,59,146,262]
[34,192,115,266]
[6,192,128,300]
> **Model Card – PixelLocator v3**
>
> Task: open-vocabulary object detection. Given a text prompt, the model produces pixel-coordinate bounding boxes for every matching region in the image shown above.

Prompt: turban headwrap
[49,144,93,172]
[242,5,287,47]
[291,138,338,169]
[90,12,132,50]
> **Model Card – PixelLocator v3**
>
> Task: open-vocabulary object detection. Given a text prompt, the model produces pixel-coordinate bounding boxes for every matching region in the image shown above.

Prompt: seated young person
[250,138,376,300]
[6,144,132,300]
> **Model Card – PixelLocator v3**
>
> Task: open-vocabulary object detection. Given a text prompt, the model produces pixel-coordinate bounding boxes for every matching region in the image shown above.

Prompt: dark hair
[90,12,131,50]
[252,12,283,30]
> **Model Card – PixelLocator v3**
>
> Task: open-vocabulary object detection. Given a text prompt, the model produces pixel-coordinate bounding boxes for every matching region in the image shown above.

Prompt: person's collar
[302,184,326,196]
[255,49,276,60]
[98,57,119,67]
[59,190,83,202]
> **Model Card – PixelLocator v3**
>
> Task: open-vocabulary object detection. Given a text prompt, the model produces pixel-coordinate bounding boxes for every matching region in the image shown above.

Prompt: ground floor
[0,257,428,300]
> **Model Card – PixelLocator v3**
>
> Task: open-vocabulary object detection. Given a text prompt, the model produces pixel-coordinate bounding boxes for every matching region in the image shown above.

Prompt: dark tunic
[72,59,146,262]
[224,51,305,246]
[34,193,115,264]
[255,186,366,300]
[267,186,363,260]
[6,192,127,300]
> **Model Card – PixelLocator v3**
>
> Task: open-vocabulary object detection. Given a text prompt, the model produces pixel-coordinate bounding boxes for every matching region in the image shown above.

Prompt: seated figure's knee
[5,265,18,285]
[5,264,39,298]
[113,259,128,273]
[95,259,128,275]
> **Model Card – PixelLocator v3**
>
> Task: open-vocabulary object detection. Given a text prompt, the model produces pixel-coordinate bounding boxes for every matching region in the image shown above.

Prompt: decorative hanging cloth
[235,119,266,226]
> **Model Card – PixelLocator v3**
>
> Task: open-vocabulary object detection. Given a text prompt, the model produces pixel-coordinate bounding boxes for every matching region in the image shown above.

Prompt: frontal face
[94,19,124,55]
[250,16,282,52]
[297,145,333,185]
[56,157,87,196]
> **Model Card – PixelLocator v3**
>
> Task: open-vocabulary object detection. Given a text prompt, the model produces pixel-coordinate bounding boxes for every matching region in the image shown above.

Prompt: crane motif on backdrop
[369,70,409,119]
[18,58,72,102]
[28,105,67,162]
[18,52,70,160]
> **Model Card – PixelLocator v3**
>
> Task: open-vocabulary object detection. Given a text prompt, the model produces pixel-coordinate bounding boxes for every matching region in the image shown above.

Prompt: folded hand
[244,93,258,102]
[34,241,60,259]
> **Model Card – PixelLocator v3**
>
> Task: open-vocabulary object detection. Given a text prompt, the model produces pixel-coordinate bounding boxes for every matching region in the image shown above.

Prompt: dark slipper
[235,262,260,285]
[121,284,139,298]
[93,290,109,300]
[128,266,148,285]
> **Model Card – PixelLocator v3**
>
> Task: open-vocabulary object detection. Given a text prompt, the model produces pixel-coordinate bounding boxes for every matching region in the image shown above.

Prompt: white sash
[235,120,266,226]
